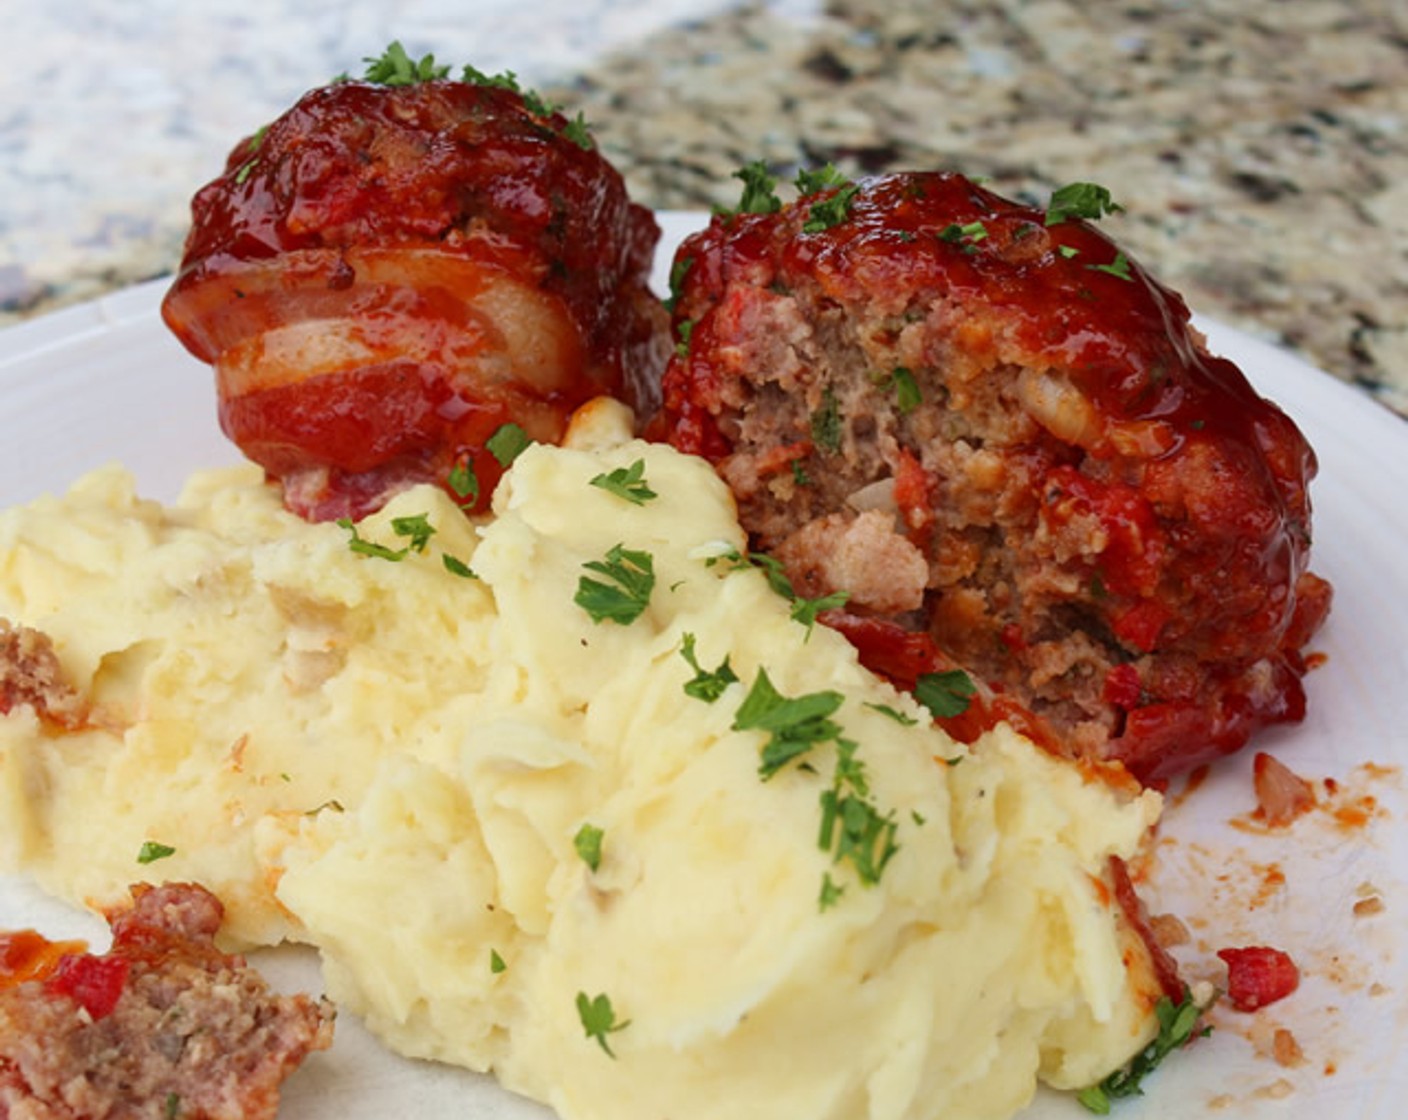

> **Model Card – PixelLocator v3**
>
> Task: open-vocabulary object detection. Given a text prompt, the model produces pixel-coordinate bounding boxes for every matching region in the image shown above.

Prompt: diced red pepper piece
[1216,945,1299,1011]
[44,952,130,1020]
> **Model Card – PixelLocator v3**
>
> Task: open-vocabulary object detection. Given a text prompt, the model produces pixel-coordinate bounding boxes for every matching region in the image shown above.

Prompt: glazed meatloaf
[650,169,1331,782]
[162,50,669,522]
[0,882,333,1120]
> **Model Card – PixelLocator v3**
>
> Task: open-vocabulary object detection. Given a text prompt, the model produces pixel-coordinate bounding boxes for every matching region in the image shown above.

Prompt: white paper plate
[1,213,1405,1119]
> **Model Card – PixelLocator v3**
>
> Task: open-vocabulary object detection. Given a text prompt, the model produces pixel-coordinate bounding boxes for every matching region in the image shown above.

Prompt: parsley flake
[390,513,435,554]
[487,423,532,467]
[790,590,850,637]
[864,701,919,727]
[1087,252,1135,281]
[674,318,695,358]
[576,991,630,1057]
[819,872,846,911]
[665,255,694,313]
[1077,988,1209,1113]
[490,949,507,974]
[363,41,451,86]
[1045,182,1125,226]
[137,841,176,865]
[913,670,977,719]
[795,164,851,195]
[448,459,480,507]
[726,160,783,216]
[679,632,739,702]
[575,544,655,624]
[338,517,407,561]
[802,183,860,233]
[562,110,595,150]
[732,668,846,780]
[590,459,657,505]
[573,823,604,872]
[443,553,479,579]
[938,220,989,244]
[877,367,922,414]
[810,387,843,453]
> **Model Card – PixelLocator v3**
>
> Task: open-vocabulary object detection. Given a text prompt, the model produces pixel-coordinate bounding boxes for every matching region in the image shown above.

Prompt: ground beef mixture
[0,619,85,729]
[649,170,1332,782]
[0,882,333,1120]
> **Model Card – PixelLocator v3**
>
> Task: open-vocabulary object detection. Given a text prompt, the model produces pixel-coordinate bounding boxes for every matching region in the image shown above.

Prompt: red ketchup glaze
[654,172,1330,782]
[163,78,667,521]
[0,930,88,990]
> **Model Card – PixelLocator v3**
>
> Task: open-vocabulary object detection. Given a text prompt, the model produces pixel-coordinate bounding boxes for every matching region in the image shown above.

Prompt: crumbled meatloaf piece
[0,619,85,728]
[0,883,333,1120]
[649,170,1331,782]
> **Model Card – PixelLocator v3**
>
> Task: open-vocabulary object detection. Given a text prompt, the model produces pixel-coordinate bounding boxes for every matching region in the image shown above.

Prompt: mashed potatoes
[0,400,1164,1120]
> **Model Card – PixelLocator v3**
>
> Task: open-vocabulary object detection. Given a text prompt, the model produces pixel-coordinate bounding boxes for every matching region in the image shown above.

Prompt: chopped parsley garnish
[876,367,922,414]
[791,459,812,487]
[810,387,843,453]
[576,991,630,1057]
[1077,988,1209,1113]
[1087,252,1135,281]
[1045,182,1125,226]
[390,513,435,553]
[561,111,595,151]
[575,544,655,624]
[1058,244,1081,259]
[363,41,451,85]
[732,668,846,780]
[794,164,851,195]
[665,255,694,313]
[337,513,435,560]
[802,183,860,233]
[490,949,507,974]
[819,738,899,886]
[913,669,977,719]
[448,458,479,507]
[460,65,556,119]
[864,701,919,727]
[137,841,176,865]
[590,459,657,505]
[487,422,532,467]
[164,1092,182,1120]
[938,220,989,244]
[704,547,849,635]
[790,590,850,637]
[674,318,695,358]
[573,823,604,872]
[727,160,783,216]
[443,553,478,579]
[231,125,268,186]
[819,872,846,911]
[337,518,408,561]
[679,632,739,702]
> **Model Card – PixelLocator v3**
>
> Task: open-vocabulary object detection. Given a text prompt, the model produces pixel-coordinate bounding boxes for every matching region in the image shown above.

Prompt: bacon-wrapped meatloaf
[163,61,668,521]
[650,170,1331,781]
[0,882,332,1119]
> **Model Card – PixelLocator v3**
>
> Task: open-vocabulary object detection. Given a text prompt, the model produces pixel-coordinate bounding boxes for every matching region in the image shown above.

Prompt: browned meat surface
[649,169,1332,782]
[0,883,333,1120]
[0,620,85,728]
[162,53,669,522]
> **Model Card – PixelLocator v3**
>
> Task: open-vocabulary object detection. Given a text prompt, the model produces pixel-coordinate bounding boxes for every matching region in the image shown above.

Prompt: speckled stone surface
[3,0,1405,417]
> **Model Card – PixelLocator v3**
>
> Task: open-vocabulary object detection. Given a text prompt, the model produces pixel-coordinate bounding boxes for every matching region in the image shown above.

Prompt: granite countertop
[2,0,1405,418]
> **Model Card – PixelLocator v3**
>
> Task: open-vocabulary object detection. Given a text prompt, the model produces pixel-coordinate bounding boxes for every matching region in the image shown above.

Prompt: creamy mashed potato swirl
[0,400,1164,1120]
